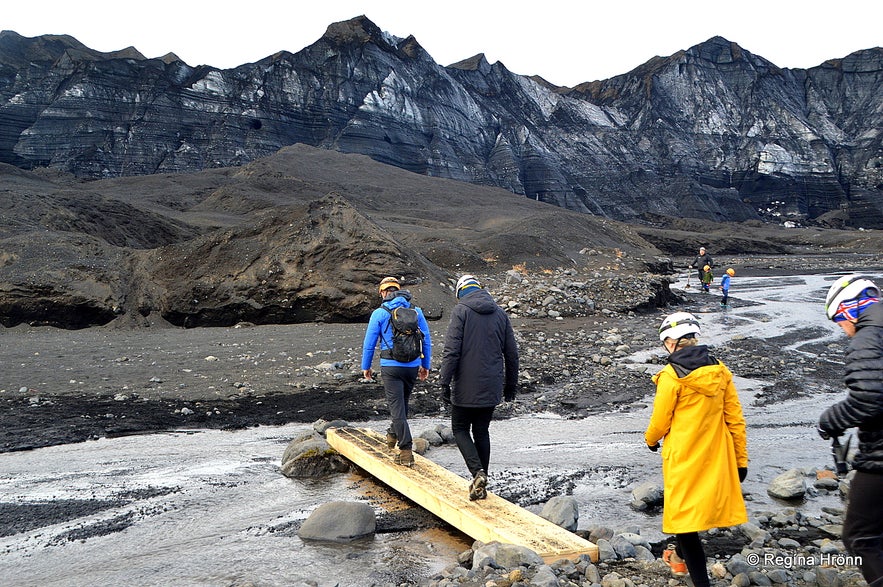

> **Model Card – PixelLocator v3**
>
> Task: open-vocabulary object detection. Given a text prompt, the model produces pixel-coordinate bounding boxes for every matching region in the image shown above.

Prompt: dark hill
[2,144,881,329]
[0,145,659,328]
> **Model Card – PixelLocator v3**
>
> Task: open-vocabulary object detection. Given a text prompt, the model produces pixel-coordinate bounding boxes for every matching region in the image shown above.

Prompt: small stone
[767,468,807,500]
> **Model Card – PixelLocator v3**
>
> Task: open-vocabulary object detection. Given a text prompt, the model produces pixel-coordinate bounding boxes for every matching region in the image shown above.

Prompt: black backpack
[380,306,424,362]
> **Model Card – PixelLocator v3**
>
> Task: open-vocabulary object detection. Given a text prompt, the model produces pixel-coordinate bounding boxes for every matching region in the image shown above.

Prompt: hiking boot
[662,544,688,577]
[468,470,488,501]
[394,449,414,467]
[385,432,397,449]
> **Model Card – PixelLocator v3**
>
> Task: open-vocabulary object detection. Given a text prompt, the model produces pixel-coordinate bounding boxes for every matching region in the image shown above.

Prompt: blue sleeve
[418,308,432,369]
[361,309,385,370]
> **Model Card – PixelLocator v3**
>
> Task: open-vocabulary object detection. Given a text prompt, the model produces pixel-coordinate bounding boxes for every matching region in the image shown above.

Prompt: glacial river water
[0,273,877,587]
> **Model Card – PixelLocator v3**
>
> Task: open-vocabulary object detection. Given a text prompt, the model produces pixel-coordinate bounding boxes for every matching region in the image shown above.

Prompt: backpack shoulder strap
[378,305,393,338]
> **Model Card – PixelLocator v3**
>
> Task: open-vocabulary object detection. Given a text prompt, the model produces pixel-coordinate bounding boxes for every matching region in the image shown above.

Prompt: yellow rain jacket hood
[646,352,748,534]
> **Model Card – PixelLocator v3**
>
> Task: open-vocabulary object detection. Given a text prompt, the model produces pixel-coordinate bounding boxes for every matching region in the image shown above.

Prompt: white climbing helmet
[455,274,481,293]
[824,275,879,320]
[658,312,701,342]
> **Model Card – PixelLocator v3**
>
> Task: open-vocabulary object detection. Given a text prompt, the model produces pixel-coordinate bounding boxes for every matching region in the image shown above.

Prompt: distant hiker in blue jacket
[720,268,735,306]
[361,276,432,467]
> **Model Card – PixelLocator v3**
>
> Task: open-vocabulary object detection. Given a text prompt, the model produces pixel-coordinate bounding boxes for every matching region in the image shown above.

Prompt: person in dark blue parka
[439,275,518,500]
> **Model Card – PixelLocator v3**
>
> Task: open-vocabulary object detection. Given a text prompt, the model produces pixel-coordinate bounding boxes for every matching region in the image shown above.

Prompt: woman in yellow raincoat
[645,312,748,586]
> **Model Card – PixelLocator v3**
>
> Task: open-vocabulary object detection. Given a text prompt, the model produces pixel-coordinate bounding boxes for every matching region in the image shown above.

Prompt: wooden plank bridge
[325,427,598,562]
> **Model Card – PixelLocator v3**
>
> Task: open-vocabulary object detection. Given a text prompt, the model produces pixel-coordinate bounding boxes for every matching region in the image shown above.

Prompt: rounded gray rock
[540,495,579,531]
[297,501,375,542]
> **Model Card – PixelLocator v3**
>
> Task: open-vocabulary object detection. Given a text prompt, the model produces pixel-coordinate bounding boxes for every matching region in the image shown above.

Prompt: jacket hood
[382,291,412,310]
[661,345,727,397]
[459,288,498,314]
[669,345,714,371]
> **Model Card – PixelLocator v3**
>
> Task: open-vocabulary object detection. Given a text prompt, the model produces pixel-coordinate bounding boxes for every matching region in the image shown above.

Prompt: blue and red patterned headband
[833,292,879,322]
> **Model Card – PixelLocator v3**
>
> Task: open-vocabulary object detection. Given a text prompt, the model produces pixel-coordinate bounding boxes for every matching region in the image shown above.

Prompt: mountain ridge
[0,17,880,229]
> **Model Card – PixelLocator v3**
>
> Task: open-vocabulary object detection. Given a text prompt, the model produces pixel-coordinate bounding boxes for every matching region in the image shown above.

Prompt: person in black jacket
[818,274,883,587]
[689,247,714,282]
[439,275,519,500]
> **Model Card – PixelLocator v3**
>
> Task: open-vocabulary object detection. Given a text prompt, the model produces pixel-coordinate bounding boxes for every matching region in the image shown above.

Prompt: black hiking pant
[843,470,883,586]
[675,532,710,587]
[451,405,495,477]
[381,365,418,450]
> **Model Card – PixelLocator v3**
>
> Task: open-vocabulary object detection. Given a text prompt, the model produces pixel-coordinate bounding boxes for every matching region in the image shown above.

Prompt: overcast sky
[4,1,881,87]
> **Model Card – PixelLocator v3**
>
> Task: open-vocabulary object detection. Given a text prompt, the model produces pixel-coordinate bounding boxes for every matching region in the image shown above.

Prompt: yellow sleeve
[721,364,748,467]
[646,367,678,446]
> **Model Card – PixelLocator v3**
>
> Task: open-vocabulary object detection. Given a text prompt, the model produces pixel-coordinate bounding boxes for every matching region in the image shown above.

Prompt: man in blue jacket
[361,277,432,466]
[439,275,518,500]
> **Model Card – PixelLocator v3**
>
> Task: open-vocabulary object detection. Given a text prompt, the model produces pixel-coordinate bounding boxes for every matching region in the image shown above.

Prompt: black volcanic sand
[0,315,648,452]
[4,252,879,454]
[3,253,881,453]
[1,321,401,452]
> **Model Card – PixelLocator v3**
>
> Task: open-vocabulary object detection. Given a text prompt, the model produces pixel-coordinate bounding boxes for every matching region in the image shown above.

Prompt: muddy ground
[3,252,878,454]
[0,314,648,452]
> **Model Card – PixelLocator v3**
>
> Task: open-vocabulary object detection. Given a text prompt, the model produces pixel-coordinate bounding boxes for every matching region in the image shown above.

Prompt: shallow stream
[0,273,876,587]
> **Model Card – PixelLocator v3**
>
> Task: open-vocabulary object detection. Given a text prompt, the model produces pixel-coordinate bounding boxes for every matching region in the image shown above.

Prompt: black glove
[648,443,660,452]
[818,426,842,440]
[738,467,748,482]
[440,384,451,405]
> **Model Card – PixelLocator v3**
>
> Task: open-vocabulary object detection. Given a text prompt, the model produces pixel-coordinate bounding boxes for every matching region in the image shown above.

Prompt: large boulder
[629,480,664,511]
[297,501,376,542]
[281,433,349,478]
[540,495,579,532]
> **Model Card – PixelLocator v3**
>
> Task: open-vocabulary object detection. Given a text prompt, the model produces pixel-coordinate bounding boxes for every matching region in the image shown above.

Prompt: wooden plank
[326,426,598,563]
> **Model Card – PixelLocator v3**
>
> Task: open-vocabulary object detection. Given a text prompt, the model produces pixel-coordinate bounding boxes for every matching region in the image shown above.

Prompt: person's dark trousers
[381,365,418,450]
[451,405,495,476]
[843,470,883,586]
[721,292,729,305]
[676,532,710,587]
